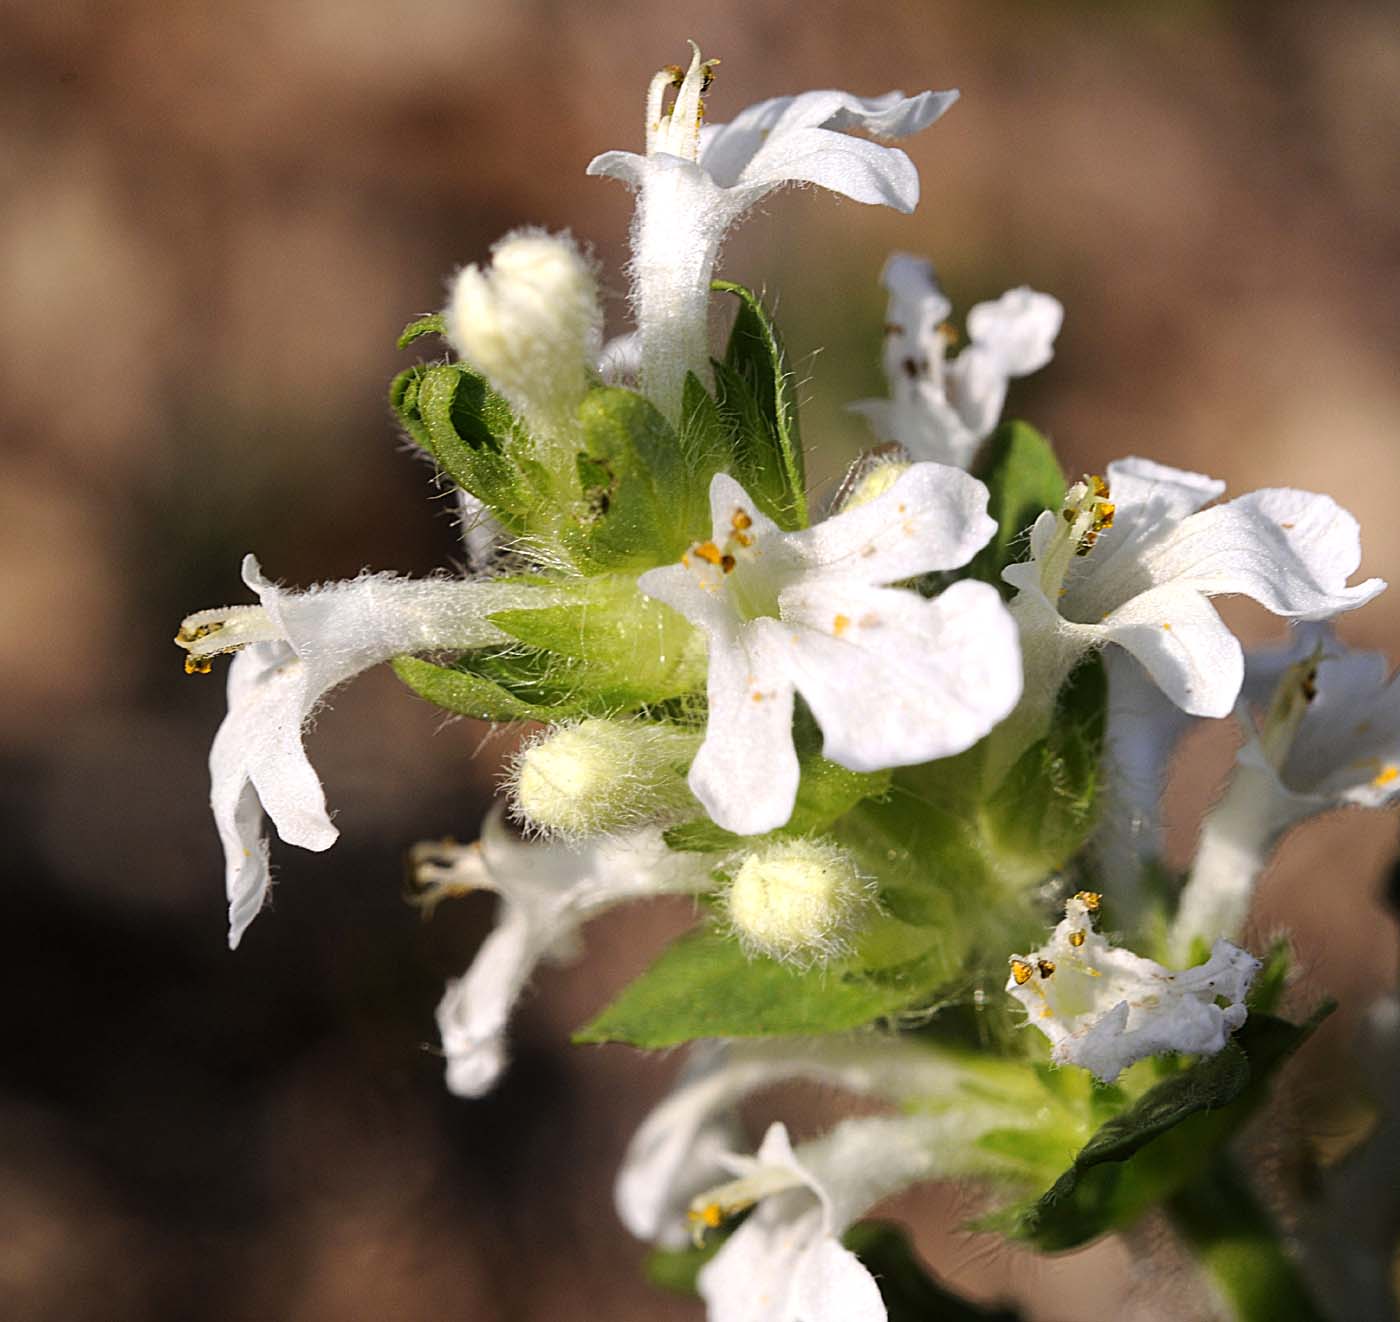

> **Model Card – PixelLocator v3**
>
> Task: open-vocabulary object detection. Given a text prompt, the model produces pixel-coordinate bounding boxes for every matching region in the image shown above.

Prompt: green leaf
[574,924,951,1047]
[999,1005,1333,1251]
[396,312,447,350]
[843,1222,1025,1321]
[712,281,807,530]
[967,421,1065,593]
[562,386,707,570]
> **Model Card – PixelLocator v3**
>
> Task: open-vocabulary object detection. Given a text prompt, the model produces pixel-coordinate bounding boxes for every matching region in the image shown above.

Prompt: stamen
[1010,958,1034,986]
[174,604,282,670]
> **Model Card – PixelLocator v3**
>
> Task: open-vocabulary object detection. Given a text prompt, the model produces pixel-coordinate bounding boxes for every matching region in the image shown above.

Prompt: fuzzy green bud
[511,718,699,839]
[724,838,875,965]
[446,229,601,454]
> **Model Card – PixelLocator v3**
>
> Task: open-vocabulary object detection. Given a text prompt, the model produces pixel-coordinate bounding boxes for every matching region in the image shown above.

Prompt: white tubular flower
[1001,457,1385,755]
[695,1114,1000,1322]
[414,804,711,1098]
[176,555,555,947]
[637,466,1023,835]
[1091,649,1197,912]
[510,717,700,839]
[587,44,957,421]
[1170,626,1400,961]
[1007,893,1260,1084]
[445,228,601,458]
[617,1036,1029,1250]
[851,253,1063,470]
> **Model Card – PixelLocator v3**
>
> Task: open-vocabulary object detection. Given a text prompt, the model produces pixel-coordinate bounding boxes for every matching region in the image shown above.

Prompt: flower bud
[724,839,874,965]
[445,229,602,445]
[833,452,911,513]
[511,718,698,839]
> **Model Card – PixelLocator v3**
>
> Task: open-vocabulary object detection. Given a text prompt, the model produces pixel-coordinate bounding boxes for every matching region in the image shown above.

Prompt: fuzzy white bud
[511,718,699,839]
[445,229,602,447]
[725,839,874,965]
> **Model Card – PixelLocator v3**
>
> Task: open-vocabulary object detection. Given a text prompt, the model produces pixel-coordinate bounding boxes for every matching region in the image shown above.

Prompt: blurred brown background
[3,1,1399,1318]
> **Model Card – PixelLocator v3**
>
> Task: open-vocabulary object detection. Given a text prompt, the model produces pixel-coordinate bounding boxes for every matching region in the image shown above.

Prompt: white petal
[782,579,1022,770]
[702,89,957,190]
[688,618,799,835]
[965,286,1064,377]
[584,149,649,188]
[433,811,710,1097]
[1132,488,1385,620]
[1099,582,1244,717]
[947,288,1063,440]
[436,899,538,1098]
[792,1238,887,1322]
[789,462,996,581]
[734,128,922,211]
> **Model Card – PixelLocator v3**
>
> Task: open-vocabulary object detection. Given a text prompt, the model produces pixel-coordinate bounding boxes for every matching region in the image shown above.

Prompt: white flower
[617,1035,1032,1250]
[413,804,711,1098]
[636,465,1023,835]
[588,44,957,421]
[694,1114,1001,1322]
[1170,625,1400,960]
[1007,893,1260,1084]
[1001,457,1385,756]
[1091,650,1197,913]
[176,555,555,947]
[445,228,601,464]
[851,253,1063,469]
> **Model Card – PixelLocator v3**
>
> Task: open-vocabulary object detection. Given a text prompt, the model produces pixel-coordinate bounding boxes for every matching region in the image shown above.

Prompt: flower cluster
[176,42,1392,1320]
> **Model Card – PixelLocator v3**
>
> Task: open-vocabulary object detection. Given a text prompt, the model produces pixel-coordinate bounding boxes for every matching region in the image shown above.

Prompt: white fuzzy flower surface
[637,466,1023,835]
[695,1114,998,1322]
[414,805,710,1099]
[176,555,553,947]
[851,253,1062,469]
[1007,894,1260,1084]
[588,44,957,420]
[1004,458,1385,740]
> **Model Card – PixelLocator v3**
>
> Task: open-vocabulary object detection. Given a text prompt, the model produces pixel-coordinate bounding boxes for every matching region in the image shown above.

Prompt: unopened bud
[725,838,874,965]
[446,229,602,444]
[835,452,911,513]
[511,718,698,839]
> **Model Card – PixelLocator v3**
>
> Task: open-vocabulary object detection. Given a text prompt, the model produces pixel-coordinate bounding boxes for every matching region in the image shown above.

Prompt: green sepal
[967,421,1065,593]
[574,923,952,1048]
[390,362,552,533]
[644,1235,727,1296]
[979,652,1106,868]
[842,1222,1026,1321]
[562,386,708,570]
[990,1004,1333,1251]
[711,281,807,530]
[396,312,447,350]
[392,653,599,722]
[488,573,705,703]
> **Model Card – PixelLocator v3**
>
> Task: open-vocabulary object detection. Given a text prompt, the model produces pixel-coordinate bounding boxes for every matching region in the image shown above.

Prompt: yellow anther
[732,508,752,532]
[1374,764,1400,789]
[693,541,723,566]
[184,654,213,676]
[832,614,851,638]
[1010,959,1034,986]
[1037,959,1056,979]
[1068,930,1086,948]
[1074,891,1102,913]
